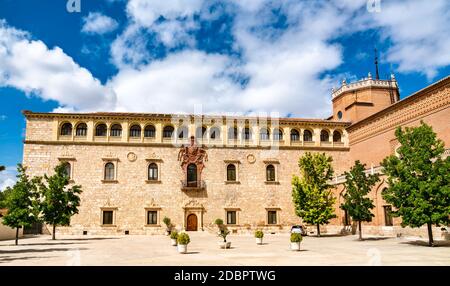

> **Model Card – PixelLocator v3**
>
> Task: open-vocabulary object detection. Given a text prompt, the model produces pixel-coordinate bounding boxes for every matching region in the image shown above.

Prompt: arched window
[243,127,252,140]
[228,127,238,140]
[266,164,275,182]
[210,127,220,139]
[290,129,300,141]
[148,163,158,181]
[129,125,141,138]
[75,123,87,137]
[187,163,197,186]
[196,126,207,139]
[273,128,283,141]
[62,162,71,179]
[333,130,342,142]
[104,162,115,181]
[144,125,155,138]
[320,130,329,142]
[163,126,174,138]
[303,130,313,142]
[260,128,270,140]
[60,123,72,136]
[177,126,188,139]
[95,124,107,136]
[227,164,236,181]
[110,124,122,137]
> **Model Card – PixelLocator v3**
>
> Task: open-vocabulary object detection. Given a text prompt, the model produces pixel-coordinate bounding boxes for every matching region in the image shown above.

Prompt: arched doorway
[186,214,198,231]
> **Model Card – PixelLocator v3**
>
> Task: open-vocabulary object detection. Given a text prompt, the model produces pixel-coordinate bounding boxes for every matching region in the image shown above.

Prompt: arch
[259,128,270,140]
[187,163,197,185]
[333,130,342,142]
[104,162,115,181]
[148,163,158,180]
[144,124,156,138]
[163,125,174,138]
[226,164,236,181]
[75,123,87,137]
[228,127,238,140]
[243,127,252,140]
[303,129,313,142]
[266,164,275,181]
[320,130,330,142]
[177,126,188,139]
[196,126,207,139]
[60,122,72,136]
[210,127,220,139]
[95,123,107,136]
[110,124,122,137]
[129,124,141,138]
[290,129,300,141]
[273,128,283,140]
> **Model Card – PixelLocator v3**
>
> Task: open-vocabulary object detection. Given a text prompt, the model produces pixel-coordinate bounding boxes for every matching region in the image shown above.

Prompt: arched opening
[110,124,122,137]
[210,127,220,139]
[196,126,207,139]
[104,162,115,181]
[303,130,313,142]
[290,129,300,141]
[243,127,252,140]
[320,130,330,142]
[177,126,188,139]
[228,127,238,140]
[186,214,198,231]
[163,126,174,138]
[62,162,71,179]
[260,128,270,140]
[75,123,87,137]
[187,163,197,187]
[129,125,141,138]
[144,125,156,138]
[148,163,158,181]
[227,164,236,181]
[60,123,72,136]
[266,164,275,182]
[333,130,342,142]
[95,123,107,136]
[273,128,283,141]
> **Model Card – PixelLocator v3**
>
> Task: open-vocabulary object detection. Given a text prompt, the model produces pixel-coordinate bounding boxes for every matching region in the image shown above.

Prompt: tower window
[337,111,343,120]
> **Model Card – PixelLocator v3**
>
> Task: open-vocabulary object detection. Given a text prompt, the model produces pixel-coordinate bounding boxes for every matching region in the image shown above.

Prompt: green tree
[39,163,82,240]
[1,164,40,245]
[340,160,380,240]
[381,122,450,247]
[292,152,336,236]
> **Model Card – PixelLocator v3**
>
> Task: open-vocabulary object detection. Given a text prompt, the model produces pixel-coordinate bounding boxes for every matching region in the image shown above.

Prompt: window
[260,128,270,140]
[290,129,300,141]
[104,162,115,181]
[273,128,283,140]
[303,130,313,142]
[63,162,71,179]
[60,123,72,136]
[75,123,87,136]
[226,164,236,181]
[187,163,197,184]
[110,124,122,137]
[384,205,393,226]
[228,127,238,140]
[148,163,158,181]
[227,211,236,225]
[320,130,329,142]
[102,211,114,225]
[147,211,158,225]
[196,126,207,139]
[144,125,156,138]
[95,124,107,136]
[177,126,188,139]
[210,127,220,139]
[243,128,252,140]
[337,111,343,120]
[266,164,275,182]
[267,211,277,225]
[163,126,174,138]
[129,125,141,138]
[333,130,342,142]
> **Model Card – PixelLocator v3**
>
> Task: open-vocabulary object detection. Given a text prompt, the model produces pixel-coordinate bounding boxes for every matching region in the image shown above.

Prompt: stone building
[21,74,450,237]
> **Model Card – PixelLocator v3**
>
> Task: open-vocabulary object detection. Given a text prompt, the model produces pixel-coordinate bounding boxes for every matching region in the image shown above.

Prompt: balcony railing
[181,180,206,191]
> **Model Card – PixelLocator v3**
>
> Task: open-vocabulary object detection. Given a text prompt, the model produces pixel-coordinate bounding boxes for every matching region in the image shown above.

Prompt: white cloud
[0,20,116,112]
[82,12,119,35]
[0,166,17,192]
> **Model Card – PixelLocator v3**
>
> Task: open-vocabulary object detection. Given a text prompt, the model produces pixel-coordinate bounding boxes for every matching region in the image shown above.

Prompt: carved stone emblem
[177,136,208,175]
[247,154,256,164]
[127,152,137,162]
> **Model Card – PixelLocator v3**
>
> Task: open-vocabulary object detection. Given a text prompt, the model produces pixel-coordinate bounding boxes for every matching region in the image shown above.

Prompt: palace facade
[22,74,450,237]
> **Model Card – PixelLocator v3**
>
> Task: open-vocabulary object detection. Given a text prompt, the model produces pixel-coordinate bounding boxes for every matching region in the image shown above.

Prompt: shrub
[177,233,190,245]
[214,218,224,226]
[170,231,178,239]
[163,217,171,227]
[254,230,264,238]
[290,233,303,243]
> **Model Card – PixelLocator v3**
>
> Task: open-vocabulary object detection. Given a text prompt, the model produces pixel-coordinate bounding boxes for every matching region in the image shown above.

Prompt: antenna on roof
[374,48,380,80]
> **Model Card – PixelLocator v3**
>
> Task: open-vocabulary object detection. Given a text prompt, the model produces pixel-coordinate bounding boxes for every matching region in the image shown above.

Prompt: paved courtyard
[0,232,449,266]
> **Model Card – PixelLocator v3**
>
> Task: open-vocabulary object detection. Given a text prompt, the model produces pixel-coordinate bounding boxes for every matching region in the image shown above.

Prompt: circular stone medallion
[127,152,137,162]
[247,154,256,164]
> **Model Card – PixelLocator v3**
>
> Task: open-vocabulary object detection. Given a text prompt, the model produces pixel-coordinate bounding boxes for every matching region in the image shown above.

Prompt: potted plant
[177,232,190,254]
[170,230,178,246]
[215,218,231,249]
[290,233,303,251]
[255,230,264,245]
[163,216,172,235]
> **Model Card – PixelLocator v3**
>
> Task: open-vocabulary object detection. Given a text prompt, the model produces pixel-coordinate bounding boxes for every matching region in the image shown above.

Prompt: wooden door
[186,214,198,231]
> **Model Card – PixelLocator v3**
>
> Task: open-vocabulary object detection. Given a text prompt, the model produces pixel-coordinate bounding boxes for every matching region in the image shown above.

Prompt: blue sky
[1,0,450,188]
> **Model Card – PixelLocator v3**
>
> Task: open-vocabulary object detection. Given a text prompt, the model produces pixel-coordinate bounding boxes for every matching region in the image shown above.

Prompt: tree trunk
[52,224,56,240]
[358,221,362,241]
[317,224,321,237]
[15,227,19,245]
[427,222,434,247]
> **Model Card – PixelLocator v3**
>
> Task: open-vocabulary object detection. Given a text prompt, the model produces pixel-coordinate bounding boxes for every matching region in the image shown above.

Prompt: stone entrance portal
[183,200,205,231]
[186,214,198,231]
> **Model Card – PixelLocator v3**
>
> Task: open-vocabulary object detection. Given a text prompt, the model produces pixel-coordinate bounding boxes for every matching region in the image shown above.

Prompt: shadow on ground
[0,247,88,254]
[400,240,450,247]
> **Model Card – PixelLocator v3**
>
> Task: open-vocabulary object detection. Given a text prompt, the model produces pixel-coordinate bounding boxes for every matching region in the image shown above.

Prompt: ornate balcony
[181,180,206,191]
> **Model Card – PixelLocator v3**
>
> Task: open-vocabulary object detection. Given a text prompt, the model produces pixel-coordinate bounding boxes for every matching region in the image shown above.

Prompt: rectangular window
[384,205,393,226]
[267,211,277,225]
[227,211,236,225]
[147,211,158,225]
[102,211,114,225]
